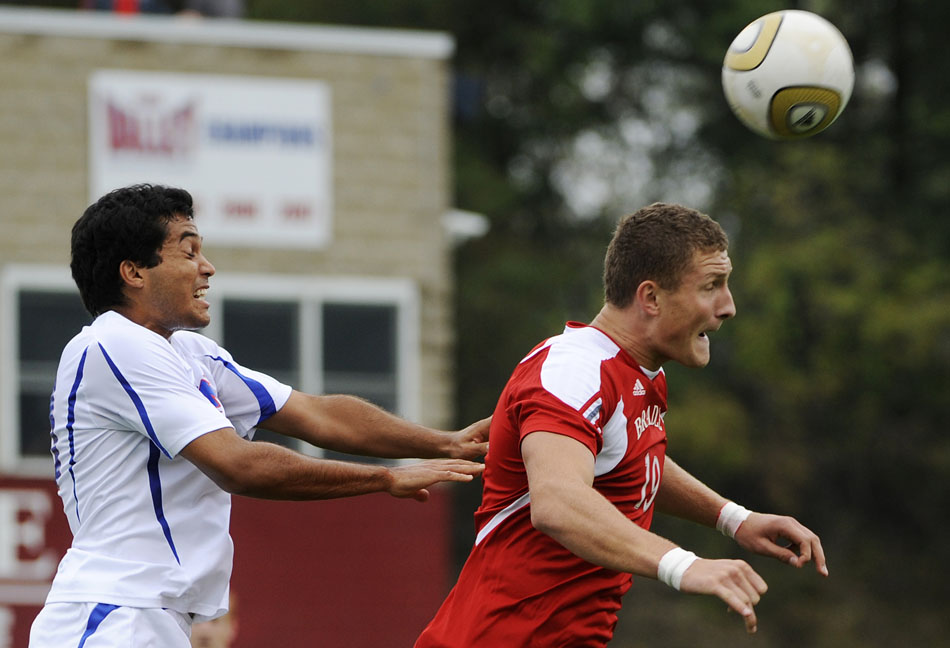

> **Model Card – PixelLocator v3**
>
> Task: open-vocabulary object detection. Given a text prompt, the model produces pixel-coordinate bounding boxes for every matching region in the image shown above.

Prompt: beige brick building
[0,6,460,473]
[0,10,469,644]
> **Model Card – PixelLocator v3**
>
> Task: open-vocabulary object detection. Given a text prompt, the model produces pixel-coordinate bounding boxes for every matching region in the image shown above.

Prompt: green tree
[242,1,950,644]
[242,0,950,644]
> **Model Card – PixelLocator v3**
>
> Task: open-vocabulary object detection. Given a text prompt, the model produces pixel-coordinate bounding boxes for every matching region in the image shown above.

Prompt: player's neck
[111,304,175,340]
[589,304,662,372]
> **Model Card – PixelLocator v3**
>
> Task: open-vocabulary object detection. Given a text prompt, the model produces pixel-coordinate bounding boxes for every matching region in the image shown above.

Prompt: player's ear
[635,280,661,315]
[118,259,146,289]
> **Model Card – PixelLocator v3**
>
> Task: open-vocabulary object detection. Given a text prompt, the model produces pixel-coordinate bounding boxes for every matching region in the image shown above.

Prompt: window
[1,266,420,476]
[323,304,397,413]
[16,290,93,458]
[321,304,398,463]
[221,299,300,449]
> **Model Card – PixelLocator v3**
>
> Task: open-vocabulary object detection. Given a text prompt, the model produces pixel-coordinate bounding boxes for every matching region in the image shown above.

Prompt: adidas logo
[633,379,646,397]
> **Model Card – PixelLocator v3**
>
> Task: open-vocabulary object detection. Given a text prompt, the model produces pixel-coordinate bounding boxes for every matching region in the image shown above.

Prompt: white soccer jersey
[44,311,292,620]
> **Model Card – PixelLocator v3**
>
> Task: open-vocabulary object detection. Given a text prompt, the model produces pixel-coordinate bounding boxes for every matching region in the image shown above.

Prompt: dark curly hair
[71,184,195,316]
[604,203,728,308]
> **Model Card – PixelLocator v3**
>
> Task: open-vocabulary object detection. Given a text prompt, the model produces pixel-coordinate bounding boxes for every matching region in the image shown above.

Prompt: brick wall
[0,7,456,428]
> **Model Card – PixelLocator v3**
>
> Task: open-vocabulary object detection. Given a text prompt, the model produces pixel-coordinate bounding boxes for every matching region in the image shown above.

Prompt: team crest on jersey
[198,378,225,413]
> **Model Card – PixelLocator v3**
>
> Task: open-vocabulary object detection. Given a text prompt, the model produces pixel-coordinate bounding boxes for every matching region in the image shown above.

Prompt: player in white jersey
[29,184,488,648]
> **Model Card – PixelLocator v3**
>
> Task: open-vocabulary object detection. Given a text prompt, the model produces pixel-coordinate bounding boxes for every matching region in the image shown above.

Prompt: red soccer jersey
[417,323,668,647]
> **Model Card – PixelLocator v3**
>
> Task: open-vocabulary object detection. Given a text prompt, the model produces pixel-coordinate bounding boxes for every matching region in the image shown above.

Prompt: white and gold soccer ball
[722,10,855,139]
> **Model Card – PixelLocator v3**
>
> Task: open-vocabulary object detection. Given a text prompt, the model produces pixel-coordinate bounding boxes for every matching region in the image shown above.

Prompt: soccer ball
[721,10,854,139]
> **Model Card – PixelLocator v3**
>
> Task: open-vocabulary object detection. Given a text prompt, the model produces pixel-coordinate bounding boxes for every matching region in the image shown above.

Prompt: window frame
[1,264,421,477]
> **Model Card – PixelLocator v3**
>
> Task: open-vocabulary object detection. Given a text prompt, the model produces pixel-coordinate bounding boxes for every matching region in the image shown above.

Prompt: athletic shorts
[29,602,193,648]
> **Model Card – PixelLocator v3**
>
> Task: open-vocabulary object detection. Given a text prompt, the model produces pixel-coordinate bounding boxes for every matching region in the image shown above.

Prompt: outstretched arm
[523,433,767,633]
[258,391,489,461]
[180,426,484,502]
[657,456,828,576]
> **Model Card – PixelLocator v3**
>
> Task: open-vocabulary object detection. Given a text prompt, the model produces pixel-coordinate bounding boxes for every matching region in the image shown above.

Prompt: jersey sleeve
[194,343,293,439]
[509,383,604,458]
[91,331,234,458]
[503,339,617,459]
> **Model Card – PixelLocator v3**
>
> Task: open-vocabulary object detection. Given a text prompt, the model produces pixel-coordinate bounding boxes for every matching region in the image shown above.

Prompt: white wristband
[657,547,698,591]
[716,502,752,539]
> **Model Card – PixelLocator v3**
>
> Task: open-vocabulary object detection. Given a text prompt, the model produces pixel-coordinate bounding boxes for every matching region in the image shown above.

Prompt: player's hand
[386,459,485,502]
[678,558,768,634]
[445,416,490,461]
[734,512,829,577]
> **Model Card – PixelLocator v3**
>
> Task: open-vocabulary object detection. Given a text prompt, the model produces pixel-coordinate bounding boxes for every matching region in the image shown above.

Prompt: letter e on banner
[0,490,57,581]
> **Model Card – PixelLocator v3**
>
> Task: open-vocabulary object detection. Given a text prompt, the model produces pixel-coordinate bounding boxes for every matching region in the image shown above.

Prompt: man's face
[137,216,215,338]
[653,248,736,368]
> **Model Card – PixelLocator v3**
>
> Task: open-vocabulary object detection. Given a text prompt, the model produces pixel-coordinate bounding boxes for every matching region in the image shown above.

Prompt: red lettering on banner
[0,489,57,582]
[0,480,73,647]
[223,201,258,220]
[282,203,312,222]
[107,99,196,156]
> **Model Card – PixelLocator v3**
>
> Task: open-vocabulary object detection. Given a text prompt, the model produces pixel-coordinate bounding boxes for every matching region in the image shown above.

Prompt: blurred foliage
[244,0,950,645]
[13,0,945,643]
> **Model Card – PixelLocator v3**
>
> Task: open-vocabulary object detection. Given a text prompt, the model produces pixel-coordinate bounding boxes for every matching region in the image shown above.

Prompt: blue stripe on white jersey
[49,381,62,481]
[207,355,277,423]
[98,343,172,459]
[98,342,181,563]
[65,347,88,523]
[146,442,181,564]
[77,603,119,648]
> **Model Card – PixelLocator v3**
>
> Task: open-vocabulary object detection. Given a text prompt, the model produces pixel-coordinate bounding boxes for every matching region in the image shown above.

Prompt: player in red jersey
[416,203,828,647]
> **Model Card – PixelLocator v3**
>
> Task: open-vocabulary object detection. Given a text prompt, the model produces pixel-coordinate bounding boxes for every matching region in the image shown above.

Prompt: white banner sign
[89,69,332,249]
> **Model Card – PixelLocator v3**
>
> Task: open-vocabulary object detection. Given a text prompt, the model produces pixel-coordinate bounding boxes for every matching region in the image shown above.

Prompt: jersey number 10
[634,453,661,512]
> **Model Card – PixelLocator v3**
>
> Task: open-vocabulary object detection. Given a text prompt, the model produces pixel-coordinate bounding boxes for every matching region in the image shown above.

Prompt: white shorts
[29,602,192,648]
